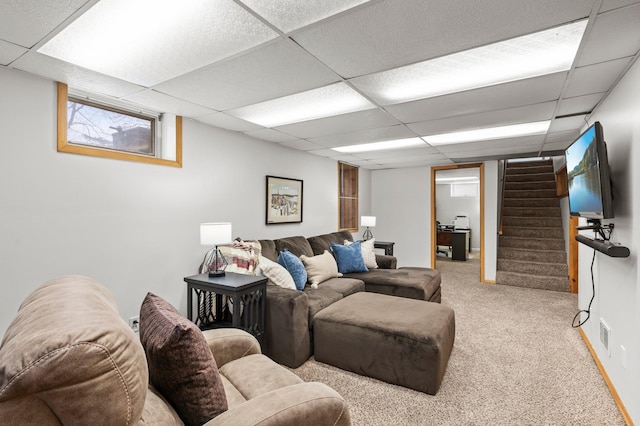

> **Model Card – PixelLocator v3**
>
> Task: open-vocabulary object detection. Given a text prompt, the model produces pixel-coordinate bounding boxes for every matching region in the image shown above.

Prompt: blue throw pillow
[330,241,369,274]
[277,249,307,290]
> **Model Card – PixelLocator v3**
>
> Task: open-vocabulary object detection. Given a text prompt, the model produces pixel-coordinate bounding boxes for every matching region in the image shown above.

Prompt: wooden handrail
[498,160,508,236]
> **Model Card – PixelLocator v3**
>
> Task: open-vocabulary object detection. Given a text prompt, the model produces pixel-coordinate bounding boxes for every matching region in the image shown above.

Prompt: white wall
[577,57,639,423]
[435,183,480,250]
[0,67,352,338]
[371,162,498,281]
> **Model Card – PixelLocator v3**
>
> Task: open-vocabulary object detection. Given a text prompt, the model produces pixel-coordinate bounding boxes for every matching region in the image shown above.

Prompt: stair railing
[498,160,508,236]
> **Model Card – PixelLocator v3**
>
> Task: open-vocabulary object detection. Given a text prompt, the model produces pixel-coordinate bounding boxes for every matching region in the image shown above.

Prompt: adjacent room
[1,1,638,425]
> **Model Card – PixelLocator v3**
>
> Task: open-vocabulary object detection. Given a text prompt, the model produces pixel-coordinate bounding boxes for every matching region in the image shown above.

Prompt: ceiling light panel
[38,0,278,86]
[226,82,376,127]
[352,20,587,105]
[425,121,550,145]
[239,0,371,33]
[333,138,427,153]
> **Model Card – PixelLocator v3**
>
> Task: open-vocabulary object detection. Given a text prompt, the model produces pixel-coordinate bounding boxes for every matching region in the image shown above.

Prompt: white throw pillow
[345,238,378,269]
[257,255,296,290]
[300,250,342,288]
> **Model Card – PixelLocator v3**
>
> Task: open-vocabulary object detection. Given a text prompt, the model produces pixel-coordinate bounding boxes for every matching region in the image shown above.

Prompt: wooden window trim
[57,82,182,167]
[338,162,359,232]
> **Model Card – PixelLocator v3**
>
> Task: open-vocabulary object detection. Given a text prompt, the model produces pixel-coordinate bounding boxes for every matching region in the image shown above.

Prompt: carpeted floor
[291,257,624,425]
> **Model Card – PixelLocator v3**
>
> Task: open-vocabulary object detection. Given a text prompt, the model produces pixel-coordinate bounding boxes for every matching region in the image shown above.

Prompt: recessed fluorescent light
[353,20,587,105]
[425,121,550,145]
[228,83,376,128]
[37,0,277,86]
[333,138,426,153]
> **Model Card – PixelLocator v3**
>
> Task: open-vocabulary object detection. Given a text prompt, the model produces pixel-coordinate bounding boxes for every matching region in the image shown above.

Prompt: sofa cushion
[307,231,354,256]
[258,239,278,262]
[258,255,296,290]
[305,287,344,327]
[278,249,307,290]
[344,268,441,302]
[317,277,365,297]
[139,292,228,426]
[300,250,342,288]
[331,241,369,274]
[274,235,314,258]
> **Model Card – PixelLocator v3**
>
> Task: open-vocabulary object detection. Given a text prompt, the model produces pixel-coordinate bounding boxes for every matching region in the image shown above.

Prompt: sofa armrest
[264,284,311,368]
[202,328,261,368]
[376,254,397,269]
[205,382,351,426]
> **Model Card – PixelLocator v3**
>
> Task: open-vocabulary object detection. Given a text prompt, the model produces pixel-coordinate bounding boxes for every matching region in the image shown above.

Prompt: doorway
[431,163,486,282]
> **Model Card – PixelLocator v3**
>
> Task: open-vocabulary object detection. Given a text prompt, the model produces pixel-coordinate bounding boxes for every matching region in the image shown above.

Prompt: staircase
[496,159,569,292]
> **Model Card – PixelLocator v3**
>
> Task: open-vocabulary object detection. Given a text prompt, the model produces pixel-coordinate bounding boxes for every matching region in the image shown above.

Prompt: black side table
[374,241,395,256]
[184,272,268,347]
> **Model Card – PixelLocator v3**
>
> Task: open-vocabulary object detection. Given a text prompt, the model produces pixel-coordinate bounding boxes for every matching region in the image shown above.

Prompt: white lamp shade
[361,216,376,227]
[200,222,232,246]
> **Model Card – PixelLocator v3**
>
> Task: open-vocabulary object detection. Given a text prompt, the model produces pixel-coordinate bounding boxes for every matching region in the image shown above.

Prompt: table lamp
[361,216,376,240]
[200,222,232,277]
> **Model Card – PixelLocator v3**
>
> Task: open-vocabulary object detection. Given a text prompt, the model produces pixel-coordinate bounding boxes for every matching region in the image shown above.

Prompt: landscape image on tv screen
[566,126,604,216]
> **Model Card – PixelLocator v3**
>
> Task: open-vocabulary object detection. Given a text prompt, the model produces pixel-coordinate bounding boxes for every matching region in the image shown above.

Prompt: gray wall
[0,66,366,336]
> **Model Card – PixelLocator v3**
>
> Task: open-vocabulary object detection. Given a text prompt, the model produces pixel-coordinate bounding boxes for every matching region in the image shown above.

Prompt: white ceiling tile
[328,154,364,163]
[278,140,325,151]
[408,102,557,136]
[194,112,263,132]
[0,0,89,48]
[122,89,215,117]
[308,125,416,148]
[542,140,574,151]
[545,129,581,143]
[385,72,567,123]
[556,93,604,116]
[549,116,588,132]
[564,57,632,97]
[0,41,27,66]
[154,39,339,111]
[293,0,594,77]
[274,108,400,139]
[244,128,300,143]
[240,0,372,33]
[434,135,545,153]
[308,148,342,157]
[38,0,278,86]
[577,3,640,66]
[599,0,640,13]
[11,52,145,98]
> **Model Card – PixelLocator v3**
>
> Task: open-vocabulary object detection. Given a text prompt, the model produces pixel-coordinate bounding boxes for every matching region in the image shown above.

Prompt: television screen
[565,122,614,220]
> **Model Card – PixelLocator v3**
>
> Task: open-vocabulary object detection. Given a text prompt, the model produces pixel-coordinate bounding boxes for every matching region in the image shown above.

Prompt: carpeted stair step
[503,198,559,208]
[503,206,561,217]
[508,159,553,168]
[502,216,563,228]
[504,189,557,199]
[499,236,565,251]
[505,172,556,183]
[497,259,568,277]
[500,226,564,239]
[506,165,554,175]
[505,181,556,191]
[497,247,567,263]
[496,270,569,292]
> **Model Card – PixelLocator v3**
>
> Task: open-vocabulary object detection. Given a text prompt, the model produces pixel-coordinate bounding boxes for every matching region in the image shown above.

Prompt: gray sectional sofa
[258,231,442,368]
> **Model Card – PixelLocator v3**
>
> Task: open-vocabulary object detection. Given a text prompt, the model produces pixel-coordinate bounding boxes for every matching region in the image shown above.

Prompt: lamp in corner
[361,216,376,240]
[200,222,232,277]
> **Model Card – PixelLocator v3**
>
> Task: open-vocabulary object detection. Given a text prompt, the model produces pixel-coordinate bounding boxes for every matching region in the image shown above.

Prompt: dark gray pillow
[139,292,227,426]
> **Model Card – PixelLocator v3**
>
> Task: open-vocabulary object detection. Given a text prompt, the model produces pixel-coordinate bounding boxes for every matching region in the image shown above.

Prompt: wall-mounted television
[564,121,614,220]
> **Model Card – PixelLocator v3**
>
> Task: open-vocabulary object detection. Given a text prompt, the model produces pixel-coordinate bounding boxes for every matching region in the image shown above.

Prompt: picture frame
[266,175,303,224]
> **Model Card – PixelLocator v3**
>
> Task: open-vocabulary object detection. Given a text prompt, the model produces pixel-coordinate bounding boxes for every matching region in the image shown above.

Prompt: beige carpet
[292,257,624,425]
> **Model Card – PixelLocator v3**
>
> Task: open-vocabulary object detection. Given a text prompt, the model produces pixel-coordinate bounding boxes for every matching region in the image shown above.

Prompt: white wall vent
[599,319,611,357]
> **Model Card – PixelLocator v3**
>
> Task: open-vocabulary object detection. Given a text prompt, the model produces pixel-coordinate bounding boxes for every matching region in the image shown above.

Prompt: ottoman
[313,292,455,395]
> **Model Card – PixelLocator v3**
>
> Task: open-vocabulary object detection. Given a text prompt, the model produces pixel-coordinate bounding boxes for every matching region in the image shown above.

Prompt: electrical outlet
[129,316,139,333]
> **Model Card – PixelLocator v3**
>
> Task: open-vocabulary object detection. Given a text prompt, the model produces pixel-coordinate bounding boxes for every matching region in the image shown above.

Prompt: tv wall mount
[575,219,630,258]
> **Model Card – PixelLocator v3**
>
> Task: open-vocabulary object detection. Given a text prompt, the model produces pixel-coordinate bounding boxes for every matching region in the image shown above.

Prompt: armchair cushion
[140,292,227,426]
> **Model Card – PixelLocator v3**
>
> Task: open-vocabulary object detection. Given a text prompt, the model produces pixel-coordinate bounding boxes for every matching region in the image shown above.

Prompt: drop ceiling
[1,0,639,169]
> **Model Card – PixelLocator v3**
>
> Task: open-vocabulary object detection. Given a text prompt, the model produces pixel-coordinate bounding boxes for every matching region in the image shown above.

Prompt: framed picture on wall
[266,176,303,224]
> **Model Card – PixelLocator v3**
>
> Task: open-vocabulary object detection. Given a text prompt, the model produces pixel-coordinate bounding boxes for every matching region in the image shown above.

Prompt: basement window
[57,83,182,167]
